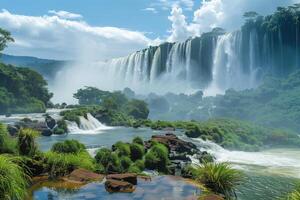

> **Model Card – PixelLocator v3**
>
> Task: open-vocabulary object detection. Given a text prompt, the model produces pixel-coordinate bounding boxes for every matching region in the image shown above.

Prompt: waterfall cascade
[182,136,300,178]
[66,113,110,134]
[103,24,300,95]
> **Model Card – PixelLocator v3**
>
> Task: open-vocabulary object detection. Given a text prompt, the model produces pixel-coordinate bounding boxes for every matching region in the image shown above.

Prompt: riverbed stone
[105,179,136,193]
[67,168,104,183]
[151,133,199,154]
[106,173,137,185]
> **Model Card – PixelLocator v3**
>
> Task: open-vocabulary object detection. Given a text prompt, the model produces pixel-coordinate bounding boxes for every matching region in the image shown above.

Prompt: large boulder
[45,115,56,130]
[67,168,104,183]
[106,173,137,185]
[7,125,19,136]
[105,179,135,193]
[16,119,53,136]
[150,133,199,154]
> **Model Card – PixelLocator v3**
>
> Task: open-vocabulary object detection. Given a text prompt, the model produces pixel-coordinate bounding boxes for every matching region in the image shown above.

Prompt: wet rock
[45,115,56,130]
[7,125,19,136]
[41,129,52,136]
[67,168,104,183]
[105,179,135,193]
[106,173,137,185]
[151,133,199,155]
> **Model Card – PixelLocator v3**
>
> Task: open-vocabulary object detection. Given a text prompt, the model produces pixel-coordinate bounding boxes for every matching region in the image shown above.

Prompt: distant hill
[0,54,69,80]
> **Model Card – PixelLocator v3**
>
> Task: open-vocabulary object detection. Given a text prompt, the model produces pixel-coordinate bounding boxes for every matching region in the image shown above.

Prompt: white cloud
[167,6,190,42]
[48,10,82,19]
[150,0,195,11]
[167,0,299,42]
[142,7,158,14]
[0,9,153,60]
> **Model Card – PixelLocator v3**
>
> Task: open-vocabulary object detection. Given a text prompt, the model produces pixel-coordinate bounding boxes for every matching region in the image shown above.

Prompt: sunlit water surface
[1,110,299,200]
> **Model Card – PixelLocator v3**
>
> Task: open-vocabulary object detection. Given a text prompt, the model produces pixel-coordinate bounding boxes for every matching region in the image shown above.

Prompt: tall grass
[284,184,300,200]
[0,123,16,154]
[194,162,243,199]
[0,155,29,200]
[45,151,95,178]
[18,128,39,156]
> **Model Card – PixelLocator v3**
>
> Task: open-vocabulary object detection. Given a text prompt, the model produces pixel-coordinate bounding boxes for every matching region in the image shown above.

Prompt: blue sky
[0,0,200,39]
[0,0,297,60]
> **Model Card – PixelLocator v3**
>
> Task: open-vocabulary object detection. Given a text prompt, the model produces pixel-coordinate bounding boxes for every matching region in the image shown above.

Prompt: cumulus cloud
[0,9,153,60]
[167,0,299,42]
[167,6,190,42]
[48,10,82,19]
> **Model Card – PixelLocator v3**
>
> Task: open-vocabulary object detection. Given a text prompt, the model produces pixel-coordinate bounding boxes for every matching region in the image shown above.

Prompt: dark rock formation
[105,179,135,193]
[151,133,199,154]
[45,115,56,130]
[7,125,19,136]
[106,173,137,185]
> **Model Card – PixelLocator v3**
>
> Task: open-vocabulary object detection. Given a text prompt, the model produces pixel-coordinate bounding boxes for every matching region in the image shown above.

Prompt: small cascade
[66,113,111,134]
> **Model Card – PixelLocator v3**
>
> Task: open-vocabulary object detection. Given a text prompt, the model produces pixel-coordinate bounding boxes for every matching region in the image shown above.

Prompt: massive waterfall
[102,25,300,95]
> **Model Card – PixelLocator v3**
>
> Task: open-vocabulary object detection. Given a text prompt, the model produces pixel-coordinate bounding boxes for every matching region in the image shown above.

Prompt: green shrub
[128,165,142,173]
[0,155,28,200]
[106,152,122,173]
[51,140,85,154]
[112,141,131,157]
[53,127,65,135]
[130,143,144,161]
[45,151,95,178]
[132,136,144,145]
[95,148,112,167]
[57,119,68,133]
[194,162,243,198]
[145,143,169,172]
[134,159,145,170]
[120,156,132,171]
[17,129,39,156]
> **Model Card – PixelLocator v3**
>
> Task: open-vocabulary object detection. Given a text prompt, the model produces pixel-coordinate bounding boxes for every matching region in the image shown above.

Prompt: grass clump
[0,155,29,200]
[0,123,16,154]
[283,184,300,200]
[194,162,243,198]
[45,151,95,178]
[51,140,85,154]
[18,128,39,156]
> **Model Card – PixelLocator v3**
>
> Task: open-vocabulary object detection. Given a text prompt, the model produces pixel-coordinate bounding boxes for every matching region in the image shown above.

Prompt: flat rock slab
[105,179,136,193]
[106,173,137,185]
[67,168,104,183]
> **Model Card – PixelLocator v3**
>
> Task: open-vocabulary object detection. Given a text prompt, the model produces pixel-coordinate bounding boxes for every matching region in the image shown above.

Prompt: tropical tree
[0,28,14,52]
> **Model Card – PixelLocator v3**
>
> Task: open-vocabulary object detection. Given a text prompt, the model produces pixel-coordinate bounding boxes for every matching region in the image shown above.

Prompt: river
[0,109,299,200]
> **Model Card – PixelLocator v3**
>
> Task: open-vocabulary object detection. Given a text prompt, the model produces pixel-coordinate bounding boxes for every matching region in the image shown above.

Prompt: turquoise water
[1,111,299,200]
[36,127,176,151]
[32,176,201,200]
